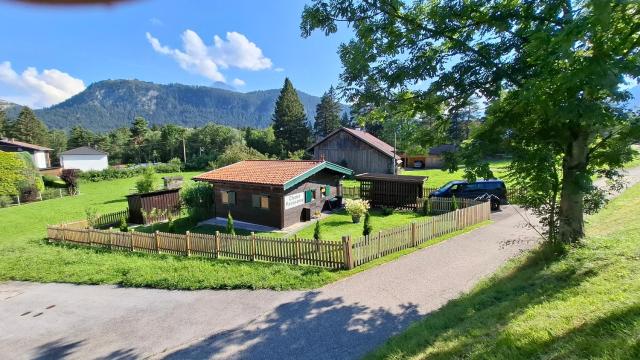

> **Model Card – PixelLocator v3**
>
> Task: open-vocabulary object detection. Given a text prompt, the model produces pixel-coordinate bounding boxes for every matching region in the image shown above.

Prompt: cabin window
[252,194,269,209]
[325,186,331,197]
[304,190,314,203]
[221,191,236,205]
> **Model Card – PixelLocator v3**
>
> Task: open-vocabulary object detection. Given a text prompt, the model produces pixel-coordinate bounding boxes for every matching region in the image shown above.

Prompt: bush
[181,182,215,221]
[215,143,268,168]
[363,212,372,236]
[42,175,66,188]
[155,158,183,173]
[119,216,128,232]
[60,169,80,194]
[344,198,370,222]
[85,207,99,228]
[422,198,432,215]
[135,167,157,193]
[185,154,217,171]
[227,211,235,235]
[381,207,394,216]
[313,220,321,240]
[0,151,26,196]
[0,195,13,208]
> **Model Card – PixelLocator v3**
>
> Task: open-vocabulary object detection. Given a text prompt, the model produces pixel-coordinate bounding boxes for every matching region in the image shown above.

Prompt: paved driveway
[1,166,638,360]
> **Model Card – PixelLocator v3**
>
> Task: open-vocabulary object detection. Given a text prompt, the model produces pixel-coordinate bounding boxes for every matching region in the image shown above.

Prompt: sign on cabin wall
[284,192,305,210]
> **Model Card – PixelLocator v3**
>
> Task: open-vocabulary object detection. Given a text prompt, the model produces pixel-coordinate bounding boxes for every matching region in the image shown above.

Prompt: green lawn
[295,209,425,240]
[366,182,640,359]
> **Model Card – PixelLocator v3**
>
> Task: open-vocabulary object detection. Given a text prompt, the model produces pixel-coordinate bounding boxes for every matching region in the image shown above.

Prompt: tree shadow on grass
[102,198,127,205]
[365,243,603,359]
[161,291,422,360]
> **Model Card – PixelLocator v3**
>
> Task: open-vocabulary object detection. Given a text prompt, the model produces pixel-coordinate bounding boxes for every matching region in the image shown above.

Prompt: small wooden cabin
[355,173,427,210]
[308,127,401,174]
[126,188,181,224]
[194,160,354,229]
[400,144,457,169]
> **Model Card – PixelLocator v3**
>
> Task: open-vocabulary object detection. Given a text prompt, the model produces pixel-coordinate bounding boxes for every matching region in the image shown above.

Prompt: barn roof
[355,173,427,184]
[0,138,52,151]
[428,144,457,155]
[194,160,353,190]
[308,127,400,160]
[60,146,108,156]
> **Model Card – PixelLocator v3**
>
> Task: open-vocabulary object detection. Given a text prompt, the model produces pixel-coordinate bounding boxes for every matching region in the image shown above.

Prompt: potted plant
[344,198,370,223]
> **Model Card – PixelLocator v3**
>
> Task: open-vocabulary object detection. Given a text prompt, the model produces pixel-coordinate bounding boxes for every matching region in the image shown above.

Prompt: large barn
[308,127,401,174]
[194,160,353,229]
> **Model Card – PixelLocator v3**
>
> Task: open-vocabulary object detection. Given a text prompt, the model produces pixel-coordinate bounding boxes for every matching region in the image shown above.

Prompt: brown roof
[355,173,427,184]
[194,160,323,187]
[0,138,52,151]
[308,127,400,159]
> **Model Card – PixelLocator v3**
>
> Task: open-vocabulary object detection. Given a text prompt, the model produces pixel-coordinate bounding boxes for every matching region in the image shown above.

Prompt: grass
[296,209,426,240]
[0,171,489,290]
[365,182,640,359]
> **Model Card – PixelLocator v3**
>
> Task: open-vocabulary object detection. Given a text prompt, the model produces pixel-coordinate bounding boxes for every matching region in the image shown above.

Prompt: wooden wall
[312,131,394,174]
[127,188,181,224]
[281,171,341,228]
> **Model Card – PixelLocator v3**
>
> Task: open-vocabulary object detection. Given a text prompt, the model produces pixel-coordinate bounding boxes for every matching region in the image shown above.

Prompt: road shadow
[161,291,421,360]
[32,338,139,360]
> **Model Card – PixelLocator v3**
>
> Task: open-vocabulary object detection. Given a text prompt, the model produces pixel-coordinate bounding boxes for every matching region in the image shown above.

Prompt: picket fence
[47,198,491,270]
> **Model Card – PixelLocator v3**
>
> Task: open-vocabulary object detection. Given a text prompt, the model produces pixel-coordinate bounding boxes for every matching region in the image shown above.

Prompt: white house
[0,138,52,169]
[60,146,109,171]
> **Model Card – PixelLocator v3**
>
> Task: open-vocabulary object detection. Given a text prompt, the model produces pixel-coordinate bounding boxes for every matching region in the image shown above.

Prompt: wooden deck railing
[47,198,491,270]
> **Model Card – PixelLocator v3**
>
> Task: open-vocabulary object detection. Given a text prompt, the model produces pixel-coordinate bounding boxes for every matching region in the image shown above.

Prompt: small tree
[451,195,459,211]
[85,207,99,228]
[313,220,322,240]
[119,215,128,232]
[422,198,432,216]
[362,212,372,236]
[226,211,236,235]
[135,166,157,193]
[60,169,79,195]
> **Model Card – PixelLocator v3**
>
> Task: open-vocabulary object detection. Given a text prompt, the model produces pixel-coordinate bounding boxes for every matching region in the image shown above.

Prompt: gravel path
[1,166,638,360]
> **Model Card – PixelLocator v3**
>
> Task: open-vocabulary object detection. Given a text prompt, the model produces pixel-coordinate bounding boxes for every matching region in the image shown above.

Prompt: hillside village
[1,0,640,359]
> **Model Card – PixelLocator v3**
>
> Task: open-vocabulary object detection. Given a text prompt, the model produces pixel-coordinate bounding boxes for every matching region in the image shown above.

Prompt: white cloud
[0,61,85,108]
[149,17,163,26]
[146,29,272,84]
[274,67,285,72]
[232,78,246,87]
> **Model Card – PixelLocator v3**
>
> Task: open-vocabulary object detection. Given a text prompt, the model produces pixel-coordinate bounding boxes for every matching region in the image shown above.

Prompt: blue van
[429,179,507,209]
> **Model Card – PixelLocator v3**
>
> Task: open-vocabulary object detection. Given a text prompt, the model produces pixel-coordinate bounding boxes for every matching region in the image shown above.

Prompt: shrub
[119,215,128,232]
[85,207,99,228]
[155,158,182,173]
[215,143,268,168]
[60,169,80,195]
[381,207,394,216]
[422,198,432,215]
[185,154,217,171]
[0,195,13,208]
[135,166,157,193]
[313,220,321,240]
[451,195,459,211]
[362,212,372,236]
[181,182,215,221]
[226,211,235,235]
[0,151,26,196]
[344,198,370,222]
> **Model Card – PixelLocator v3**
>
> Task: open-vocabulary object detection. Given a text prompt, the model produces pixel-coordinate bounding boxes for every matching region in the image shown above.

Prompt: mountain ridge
[2,79,347,132]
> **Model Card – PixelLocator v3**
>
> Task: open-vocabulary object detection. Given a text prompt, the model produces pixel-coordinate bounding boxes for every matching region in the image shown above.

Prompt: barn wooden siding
[312,130,394,174]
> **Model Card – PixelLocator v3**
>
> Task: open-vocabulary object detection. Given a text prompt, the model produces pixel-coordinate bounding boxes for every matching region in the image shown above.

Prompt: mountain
[0,99,21,117]
[31,79,347,132]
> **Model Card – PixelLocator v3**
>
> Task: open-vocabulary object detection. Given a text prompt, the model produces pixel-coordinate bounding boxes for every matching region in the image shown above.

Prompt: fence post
[108,227,113,250]
[185,231,191,256]
[251,232,256,261]
[61,224,66,242]
[342,235,353,269]
[377,231,382,257]
[215,231,221,259]
[154,230,160,253]
[411,222,417,247]
[130,232,135,252]
[295,235,301,265]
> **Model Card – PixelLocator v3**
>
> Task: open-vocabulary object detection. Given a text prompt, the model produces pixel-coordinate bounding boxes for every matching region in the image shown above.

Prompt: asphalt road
[1,166,638,360]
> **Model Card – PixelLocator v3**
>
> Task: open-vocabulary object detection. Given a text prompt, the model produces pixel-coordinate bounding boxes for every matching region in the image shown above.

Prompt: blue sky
[0,0,352,108]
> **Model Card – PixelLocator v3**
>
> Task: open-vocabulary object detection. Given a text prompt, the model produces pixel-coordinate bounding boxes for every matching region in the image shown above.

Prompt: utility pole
[182,137,187,163]
[393,130,397,175]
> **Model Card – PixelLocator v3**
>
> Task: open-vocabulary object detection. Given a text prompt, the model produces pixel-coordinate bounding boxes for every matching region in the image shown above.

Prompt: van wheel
[490,199,500,211]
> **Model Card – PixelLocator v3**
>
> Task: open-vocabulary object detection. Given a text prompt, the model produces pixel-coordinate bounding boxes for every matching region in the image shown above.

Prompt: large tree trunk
[558,133,589,243]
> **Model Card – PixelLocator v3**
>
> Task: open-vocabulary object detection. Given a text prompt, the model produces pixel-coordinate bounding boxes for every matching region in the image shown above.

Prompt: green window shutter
[325,186,331,197]
[305,190,312,203]
[252,194,260,208]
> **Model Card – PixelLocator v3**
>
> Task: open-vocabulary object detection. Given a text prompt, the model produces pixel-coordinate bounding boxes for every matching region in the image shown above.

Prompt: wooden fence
[46,198,491,270]
[342,185,526,204]
[349,199,491,267]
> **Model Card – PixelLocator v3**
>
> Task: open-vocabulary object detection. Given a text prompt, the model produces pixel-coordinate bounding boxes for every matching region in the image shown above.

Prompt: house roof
[308,127,400,160]
[194,160,354,190]
[428,144,457,155]
[0,138,52,151]
[60,146,108,156]
[355,173,427,184]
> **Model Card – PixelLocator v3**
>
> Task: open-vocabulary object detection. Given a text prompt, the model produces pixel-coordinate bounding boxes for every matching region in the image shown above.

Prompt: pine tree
[67,125,94,149]
[362,212,372,236]
[340,111,353,128]
[0,110,5,138]
[226,211,236,235]
[272,78,311,155]
[313,220,322,240]
[313,86,342,138]
[11,107,48,145]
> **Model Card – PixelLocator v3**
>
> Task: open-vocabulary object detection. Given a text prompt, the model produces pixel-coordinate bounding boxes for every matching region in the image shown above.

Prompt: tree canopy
[301,0,640,243]
[272,78,312,155]
[313,86,342,138]
[11,107,48,146]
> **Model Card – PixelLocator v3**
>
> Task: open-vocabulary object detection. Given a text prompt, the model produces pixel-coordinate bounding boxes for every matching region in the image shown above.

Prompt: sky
[0,0,353,108]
